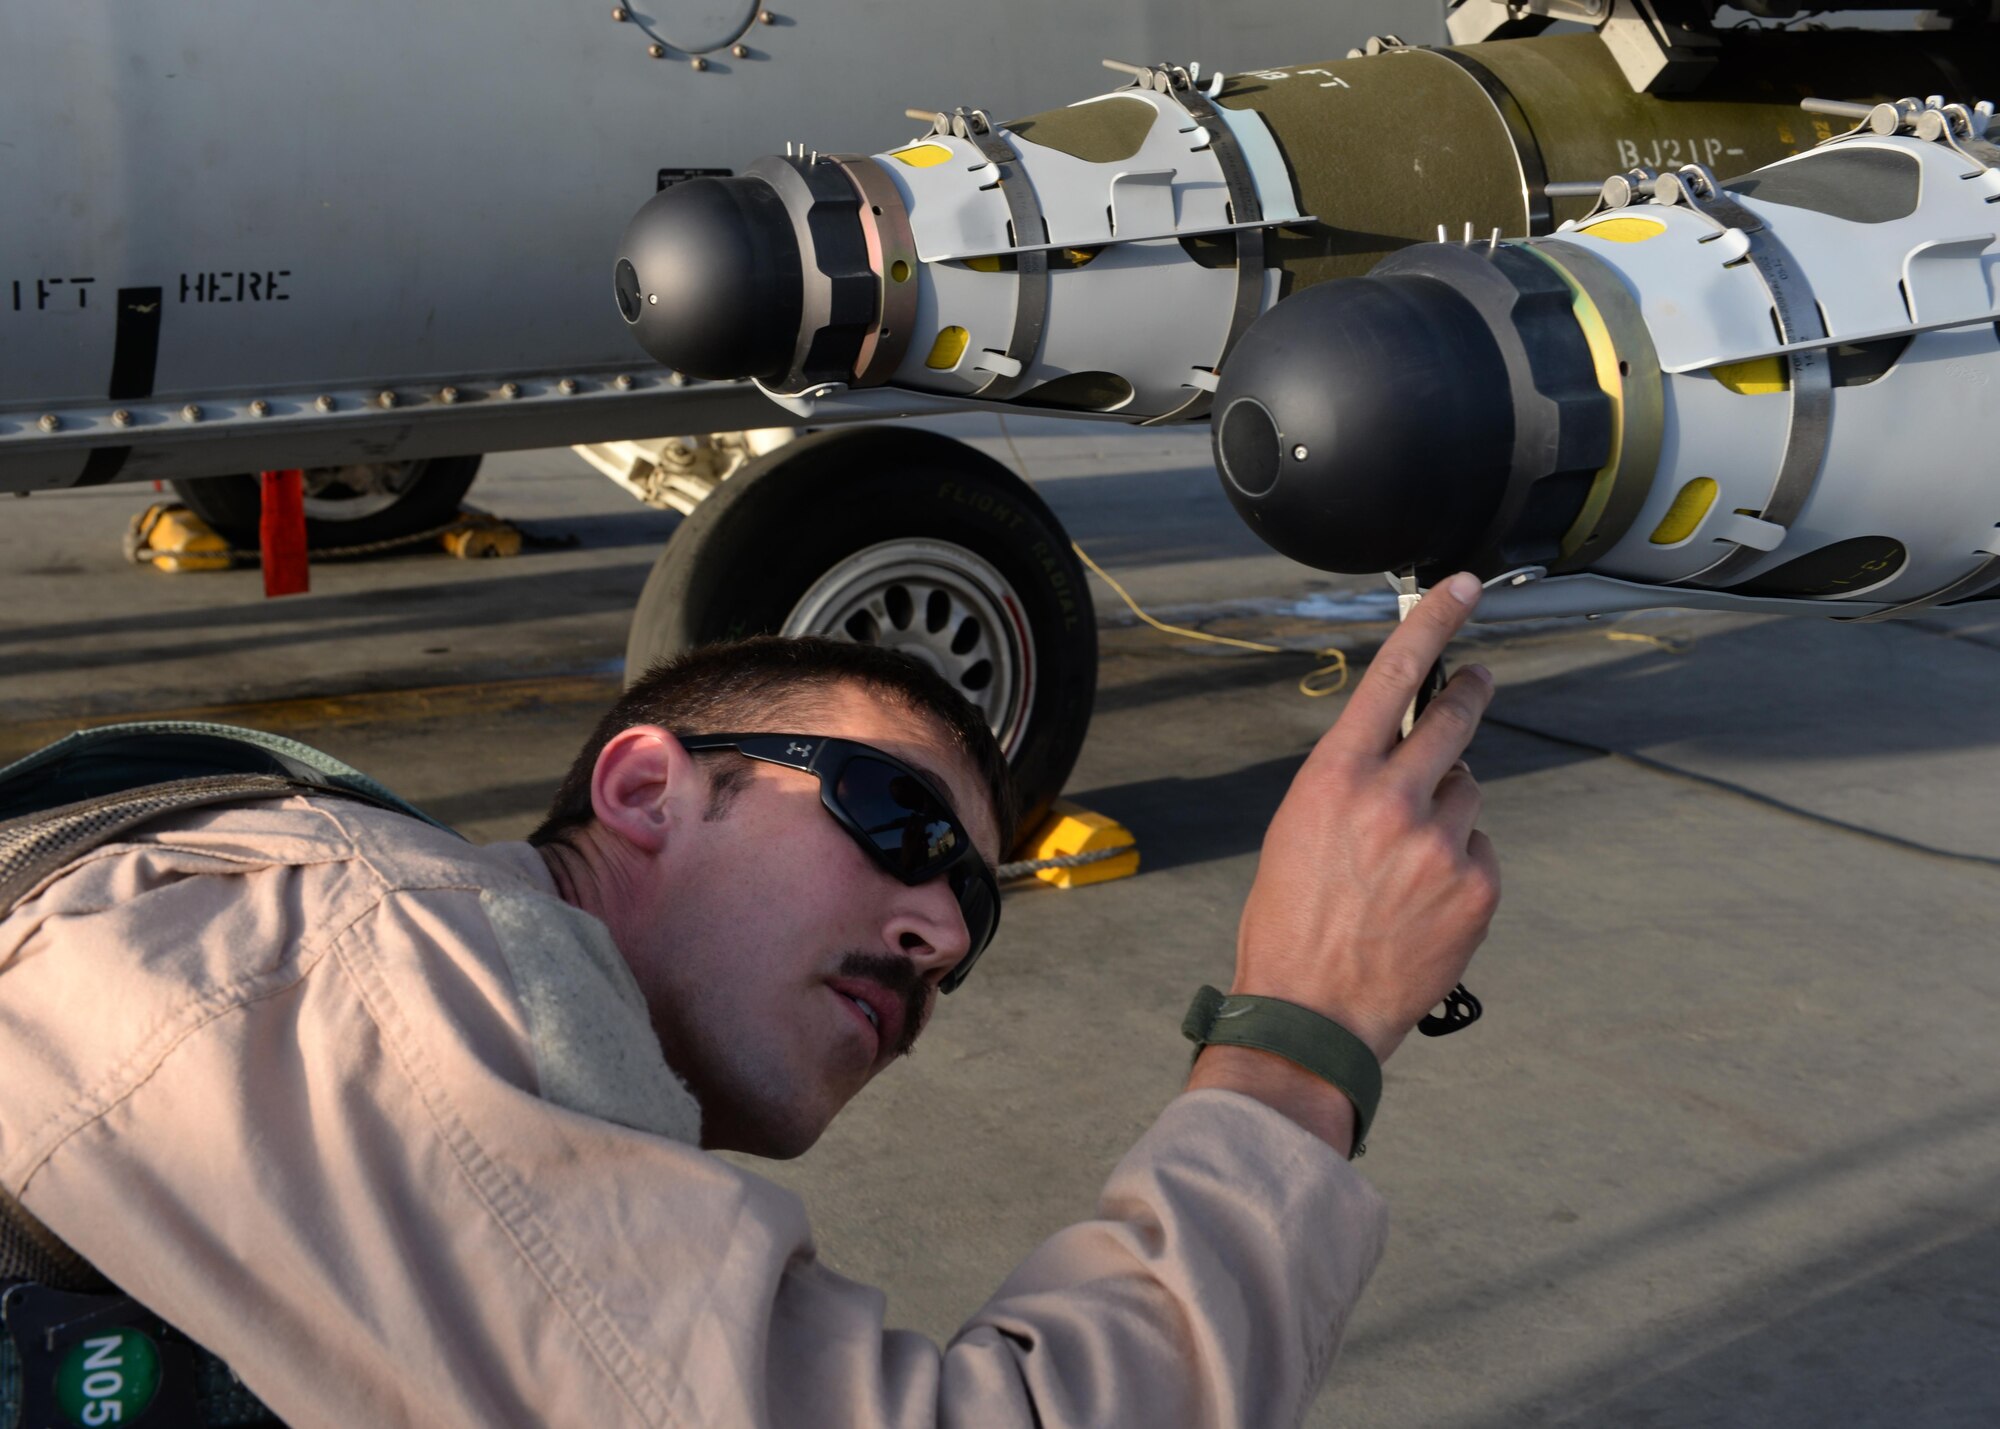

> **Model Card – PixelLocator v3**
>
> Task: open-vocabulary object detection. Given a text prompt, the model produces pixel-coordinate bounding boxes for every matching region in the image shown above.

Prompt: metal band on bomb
[828,155,921,387]
[1099,62,1274,425]
[1425,45,1557,236]
[925,108,1052,402]
[1617,164,1835,589]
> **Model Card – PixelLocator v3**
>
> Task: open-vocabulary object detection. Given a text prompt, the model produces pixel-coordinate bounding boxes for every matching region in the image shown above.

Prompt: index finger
[1337,572,1484,754]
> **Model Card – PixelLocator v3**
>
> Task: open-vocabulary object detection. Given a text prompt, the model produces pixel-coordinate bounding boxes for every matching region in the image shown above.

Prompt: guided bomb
[617,31,2000,622]
[1215,98,2000,622]
[617,30,1994,415]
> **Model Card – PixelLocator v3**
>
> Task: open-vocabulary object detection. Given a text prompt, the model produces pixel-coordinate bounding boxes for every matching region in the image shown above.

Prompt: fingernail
[1454,759,1473,777]
[1465,662,1493,685]
[1445,571,1482,604]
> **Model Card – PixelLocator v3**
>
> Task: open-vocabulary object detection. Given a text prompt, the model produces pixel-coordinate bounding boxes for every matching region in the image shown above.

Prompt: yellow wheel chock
[1011,800,1140,889]
[123,503,526,572]
[123,503,233,573]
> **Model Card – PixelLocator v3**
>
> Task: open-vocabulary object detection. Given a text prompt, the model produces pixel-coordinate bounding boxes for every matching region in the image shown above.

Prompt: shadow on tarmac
[1091,646,1348,717]
[1531,1203,2000,1427]
[0,561,660,668]
[1492,610,2000,766]
[1424,1095,2000,1428]
[1075,723,1600,877]
[1080,609,2000,882]
[505,511,680,553]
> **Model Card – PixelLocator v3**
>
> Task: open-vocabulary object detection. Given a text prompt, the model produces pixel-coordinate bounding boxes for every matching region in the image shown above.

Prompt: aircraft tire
[169,455,482,552]
[625,426,1097,846]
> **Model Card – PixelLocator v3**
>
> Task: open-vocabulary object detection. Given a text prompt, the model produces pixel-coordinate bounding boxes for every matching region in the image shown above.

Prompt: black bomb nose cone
[616,177,803,381]
[1212,276,1517,574]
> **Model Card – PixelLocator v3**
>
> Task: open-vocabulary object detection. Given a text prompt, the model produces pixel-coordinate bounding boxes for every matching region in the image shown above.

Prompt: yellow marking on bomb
[925,326,971,370]
[1710,356,1788,394]
[1584,216,1669,243]
[1651,477,1719,544]
[962,255,1005,273]
[890,143,954,168]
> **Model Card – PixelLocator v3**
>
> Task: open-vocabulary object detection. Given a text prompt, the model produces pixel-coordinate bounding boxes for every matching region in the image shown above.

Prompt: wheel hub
[299,461,426,521]
[782,539,1035,757]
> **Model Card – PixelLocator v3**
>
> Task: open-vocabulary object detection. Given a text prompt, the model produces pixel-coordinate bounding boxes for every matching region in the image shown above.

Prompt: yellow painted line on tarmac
[0,673,622,765]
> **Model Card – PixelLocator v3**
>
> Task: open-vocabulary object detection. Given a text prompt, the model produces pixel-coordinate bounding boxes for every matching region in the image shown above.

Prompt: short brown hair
[531,636,1016,850]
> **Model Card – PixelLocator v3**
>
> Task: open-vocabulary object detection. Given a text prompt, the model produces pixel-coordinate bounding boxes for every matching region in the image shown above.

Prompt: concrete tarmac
[4,420,1997,1427]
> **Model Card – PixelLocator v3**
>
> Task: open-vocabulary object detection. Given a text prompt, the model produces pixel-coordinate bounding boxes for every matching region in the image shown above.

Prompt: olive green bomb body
[1207,29,1993,292]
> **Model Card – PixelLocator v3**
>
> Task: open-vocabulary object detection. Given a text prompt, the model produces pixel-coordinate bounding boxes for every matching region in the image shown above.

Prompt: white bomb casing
[1539,106,2000,619]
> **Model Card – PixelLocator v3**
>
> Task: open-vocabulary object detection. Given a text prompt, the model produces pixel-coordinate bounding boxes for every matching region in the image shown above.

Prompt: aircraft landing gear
[624,426,1097,840]
[169,455,482,551]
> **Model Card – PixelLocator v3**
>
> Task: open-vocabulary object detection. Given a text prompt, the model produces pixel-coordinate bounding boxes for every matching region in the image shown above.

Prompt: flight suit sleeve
[767,1091,1390,1429]
[9,863,1386,1429]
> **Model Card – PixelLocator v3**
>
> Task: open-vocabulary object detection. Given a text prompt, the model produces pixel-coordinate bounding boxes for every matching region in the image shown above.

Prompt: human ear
[589,726,701,854]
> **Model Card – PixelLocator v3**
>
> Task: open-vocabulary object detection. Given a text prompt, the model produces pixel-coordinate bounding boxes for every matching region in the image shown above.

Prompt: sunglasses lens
[951,862,999,951]
[833,753,1001,990]
[833,756,964,877]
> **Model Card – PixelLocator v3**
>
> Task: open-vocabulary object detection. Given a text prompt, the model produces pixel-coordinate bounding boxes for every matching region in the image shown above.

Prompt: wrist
[1186,1045,1358,1157]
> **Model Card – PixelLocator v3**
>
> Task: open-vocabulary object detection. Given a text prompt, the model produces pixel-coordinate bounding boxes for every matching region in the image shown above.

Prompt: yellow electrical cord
[1070,540,1350,697]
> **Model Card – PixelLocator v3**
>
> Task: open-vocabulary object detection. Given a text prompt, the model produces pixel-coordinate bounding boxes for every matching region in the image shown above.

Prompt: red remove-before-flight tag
[259,469,309,597]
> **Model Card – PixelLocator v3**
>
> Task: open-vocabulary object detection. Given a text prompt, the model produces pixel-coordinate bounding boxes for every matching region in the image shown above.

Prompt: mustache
[835,950,930,1057]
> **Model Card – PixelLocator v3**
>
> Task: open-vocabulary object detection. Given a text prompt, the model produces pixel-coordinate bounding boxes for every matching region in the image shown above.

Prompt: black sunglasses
[676,733,1000,993]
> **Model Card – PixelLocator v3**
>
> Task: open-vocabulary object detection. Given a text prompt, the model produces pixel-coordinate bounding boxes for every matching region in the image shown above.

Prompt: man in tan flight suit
[0,573,1498,1427]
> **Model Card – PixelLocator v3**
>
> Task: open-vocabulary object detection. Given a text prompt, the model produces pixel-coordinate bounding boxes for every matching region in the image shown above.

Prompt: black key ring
[1418,982,1482,1036]
[1398,572,1483,1039]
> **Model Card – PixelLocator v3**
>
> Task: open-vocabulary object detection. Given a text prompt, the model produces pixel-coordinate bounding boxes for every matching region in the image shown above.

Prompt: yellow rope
[1070,540,1349,697]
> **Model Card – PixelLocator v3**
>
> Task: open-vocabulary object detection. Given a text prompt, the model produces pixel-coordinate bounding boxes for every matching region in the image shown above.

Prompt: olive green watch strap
[1181,985,1383,1154]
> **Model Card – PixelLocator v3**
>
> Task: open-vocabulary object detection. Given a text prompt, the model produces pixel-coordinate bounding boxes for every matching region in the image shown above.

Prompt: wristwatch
[1182,984,1383,1154]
